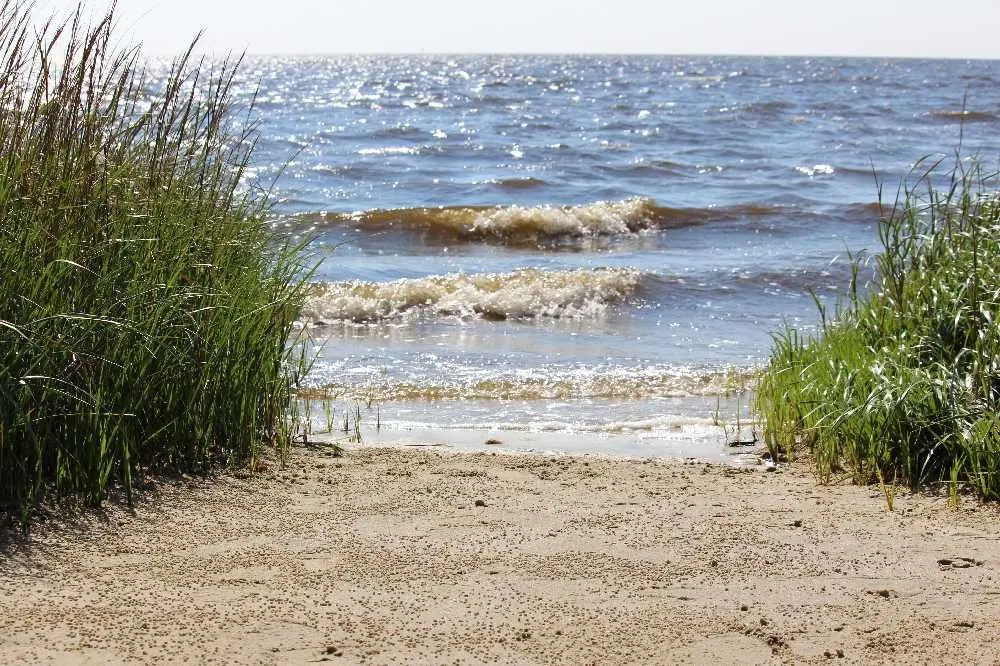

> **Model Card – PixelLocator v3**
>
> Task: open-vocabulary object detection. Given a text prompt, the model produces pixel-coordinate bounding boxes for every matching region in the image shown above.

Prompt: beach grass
[756,158,1000,500]
[0,1,311,527]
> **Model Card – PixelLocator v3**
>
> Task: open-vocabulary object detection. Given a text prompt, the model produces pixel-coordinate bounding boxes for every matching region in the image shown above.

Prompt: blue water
[215,56,1000,458]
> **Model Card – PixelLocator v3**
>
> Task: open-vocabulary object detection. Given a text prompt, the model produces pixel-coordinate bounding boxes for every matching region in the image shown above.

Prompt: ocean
[221,55,1000,460]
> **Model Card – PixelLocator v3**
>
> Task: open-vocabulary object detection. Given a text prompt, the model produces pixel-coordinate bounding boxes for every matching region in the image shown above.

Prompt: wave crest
[297,198,787,247]
[301,267,643,324]
[362,198,659,244]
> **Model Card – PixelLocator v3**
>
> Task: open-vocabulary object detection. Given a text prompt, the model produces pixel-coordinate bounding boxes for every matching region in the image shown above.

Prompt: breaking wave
[295,198,785,247]
[300,366,755,402]
[300,267,644,325]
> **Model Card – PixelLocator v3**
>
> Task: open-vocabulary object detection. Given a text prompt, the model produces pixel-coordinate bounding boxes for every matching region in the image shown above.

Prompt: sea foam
[300,267,643,324]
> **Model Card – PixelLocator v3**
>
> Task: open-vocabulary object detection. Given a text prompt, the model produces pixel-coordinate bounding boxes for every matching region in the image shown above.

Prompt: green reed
[0,2,313,527]
[757,158,1000,500]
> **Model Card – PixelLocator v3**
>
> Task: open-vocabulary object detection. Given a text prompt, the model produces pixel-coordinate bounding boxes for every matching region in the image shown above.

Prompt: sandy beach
[2,445,999,665]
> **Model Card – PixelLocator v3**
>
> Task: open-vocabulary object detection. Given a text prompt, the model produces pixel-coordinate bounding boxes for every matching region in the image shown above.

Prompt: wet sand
[2,445,999,665]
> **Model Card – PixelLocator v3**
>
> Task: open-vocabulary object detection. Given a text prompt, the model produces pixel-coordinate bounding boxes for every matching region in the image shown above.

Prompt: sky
[35,0,1000,59]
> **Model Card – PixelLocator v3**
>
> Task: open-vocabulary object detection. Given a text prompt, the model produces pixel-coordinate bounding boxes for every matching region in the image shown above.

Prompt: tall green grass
[757,159,1000,500]
[0,2,311,526]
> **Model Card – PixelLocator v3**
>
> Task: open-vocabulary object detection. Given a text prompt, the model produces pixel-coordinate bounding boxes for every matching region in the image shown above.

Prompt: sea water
[192,56,1000,459]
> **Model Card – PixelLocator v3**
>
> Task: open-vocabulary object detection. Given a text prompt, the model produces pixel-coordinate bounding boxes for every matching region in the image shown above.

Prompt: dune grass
[0,2,312,527]
[757,159,1000,500]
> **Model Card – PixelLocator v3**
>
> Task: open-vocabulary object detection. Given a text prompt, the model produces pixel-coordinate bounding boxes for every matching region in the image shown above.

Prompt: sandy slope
[2,445,999,665]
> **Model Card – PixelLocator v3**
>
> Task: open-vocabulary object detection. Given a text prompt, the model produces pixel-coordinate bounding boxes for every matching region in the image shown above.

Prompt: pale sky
[35,0,1000,59]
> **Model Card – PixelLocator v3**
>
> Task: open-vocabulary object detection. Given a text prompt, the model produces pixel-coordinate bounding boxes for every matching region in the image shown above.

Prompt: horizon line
[137,50,1000,62]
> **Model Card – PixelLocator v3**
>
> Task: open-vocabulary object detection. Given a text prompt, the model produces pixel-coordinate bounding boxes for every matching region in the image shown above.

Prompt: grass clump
[757,159,1000,500]
[0,2,311,527]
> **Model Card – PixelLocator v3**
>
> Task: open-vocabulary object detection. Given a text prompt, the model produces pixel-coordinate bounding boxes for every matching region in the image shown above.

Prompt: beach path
[2,447,998,665]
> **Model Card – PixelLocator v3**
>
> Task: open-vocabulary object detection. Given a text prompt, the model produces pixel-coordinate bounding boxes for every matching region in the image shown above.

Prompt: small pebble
[475,499,487,507]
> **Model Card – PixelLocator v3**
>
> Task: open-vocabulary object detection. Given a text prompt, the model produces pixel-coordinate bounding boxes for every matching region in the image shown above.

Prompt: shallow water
[201,55,1000,458]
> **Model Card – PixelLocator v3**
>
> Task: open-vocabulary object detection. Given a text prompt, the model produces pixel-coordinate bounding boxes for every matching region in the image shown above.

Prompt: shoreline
[311,424,765,467]
[2,445,999,664]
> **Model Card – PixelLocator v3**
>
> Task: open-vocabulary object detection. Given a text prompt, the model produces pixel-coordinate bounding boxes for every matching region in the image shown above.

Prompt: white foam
[300,267,643,324]
[357,146,420,156]
[795,164,835,177]
[461,198,657,238]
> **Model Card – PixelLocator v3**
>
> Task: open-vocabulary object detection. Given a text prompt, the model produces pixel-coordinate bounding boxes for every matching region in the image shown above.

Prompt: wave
[841,201,884,217]
[637,262,869,301]
[925,110,998,123]
[300,367,753,402]
[602,160,690,178]
[297,198,788,247]
[370,125,427,140]
[308,163,387,179]
[734,265,868,294]
[300,267,643,325]
[959,74,995,84]
[742,100,795,116]
[357,146,421,156]
[833,165,879,178]
[484,176,549,190]
[794,164,836,177]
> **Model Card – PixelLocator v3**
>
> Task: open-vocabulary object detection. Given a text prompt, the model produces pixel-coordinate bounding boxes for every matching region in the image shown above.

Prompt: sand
[1,444,999,665]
